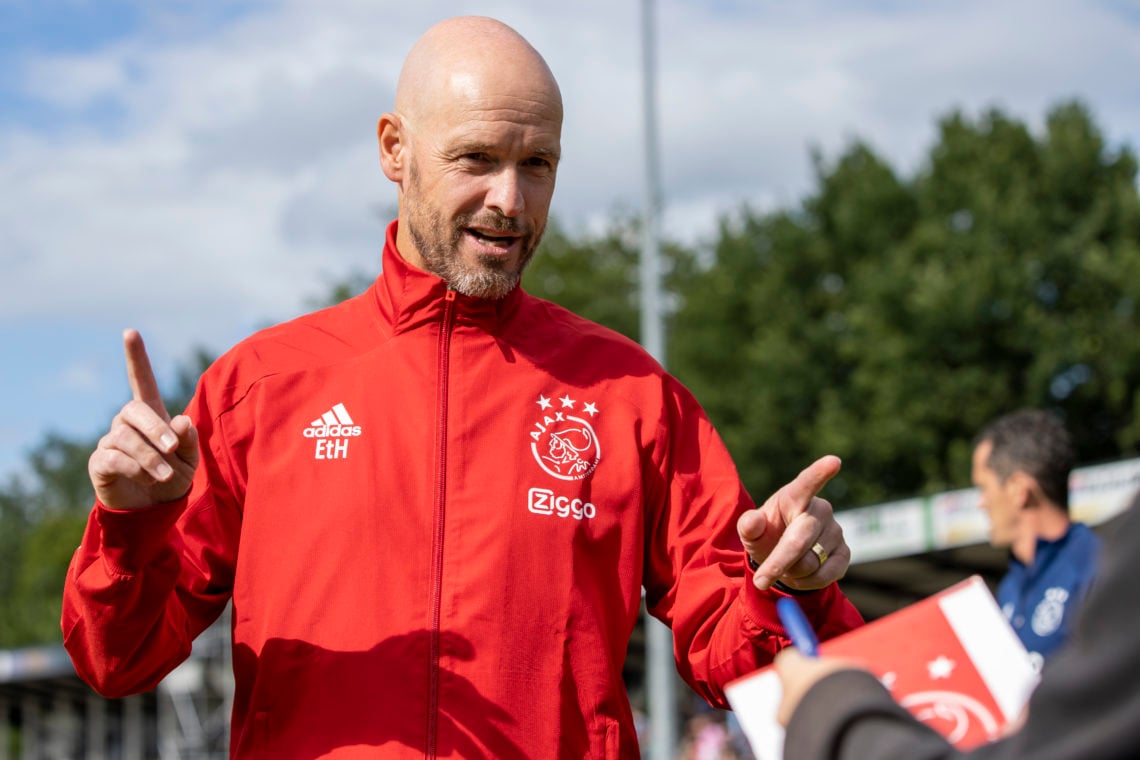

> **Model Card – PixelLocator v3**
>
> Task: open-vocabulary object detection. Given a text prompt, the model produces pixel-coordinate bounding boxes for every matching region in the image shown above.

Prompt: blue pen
[777,597,820,657]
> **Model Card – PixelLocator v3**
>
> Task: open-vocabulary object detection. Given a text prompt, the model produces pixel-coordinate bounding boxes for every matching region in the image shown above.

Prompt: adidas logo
[303,403,363,439]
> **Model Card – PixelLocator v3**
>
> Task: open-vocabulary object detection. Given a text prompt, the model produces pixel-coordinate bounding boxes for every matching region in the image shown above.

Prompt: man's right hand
[88,329,200,509]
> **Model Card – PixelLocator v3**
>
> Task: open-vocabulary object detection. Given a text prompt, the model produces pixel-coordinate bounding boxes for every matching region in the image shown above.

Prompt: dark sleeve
[784,669,961,760]
[783,500,1140,760]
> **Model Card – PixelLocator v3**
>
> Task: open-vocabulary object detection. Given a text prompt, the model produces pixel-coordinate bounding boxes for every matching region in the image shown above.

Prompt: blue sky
[2,0,1139,485]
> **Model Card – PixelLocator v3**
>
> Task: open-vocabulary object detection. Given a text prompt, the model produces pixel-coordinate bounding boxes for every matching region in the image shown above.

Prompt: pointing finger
[123,328,170,422]
[745,456,842,589]
[739,457,842,547]
[769,455,842,522]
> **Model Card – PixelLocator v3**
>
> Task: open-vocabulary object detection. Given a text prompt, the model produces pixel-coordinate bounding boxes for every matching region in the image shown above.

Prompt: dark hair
[974,409,1075,510]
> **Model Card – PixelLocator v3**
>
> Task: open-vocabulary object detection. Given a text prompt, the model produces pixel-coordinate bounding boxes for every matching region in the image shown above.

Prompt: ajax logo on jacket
[528,391,602,521]
[529,392,601,480]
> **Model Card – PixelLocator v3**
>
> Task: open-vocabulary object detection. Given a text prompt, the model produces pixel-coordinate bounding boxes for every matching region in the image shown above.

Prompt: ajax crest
[530,393,601,481]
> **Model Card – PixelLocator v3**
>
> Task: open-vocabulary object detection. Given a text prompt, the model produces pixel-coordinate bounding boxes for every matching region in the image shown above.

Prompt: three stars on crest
[537,394,598,416]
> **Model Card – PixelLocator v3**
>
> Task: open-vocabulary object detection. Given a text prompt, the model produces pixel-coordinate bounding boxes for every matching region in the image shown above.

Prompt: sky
[1,0,1139,484]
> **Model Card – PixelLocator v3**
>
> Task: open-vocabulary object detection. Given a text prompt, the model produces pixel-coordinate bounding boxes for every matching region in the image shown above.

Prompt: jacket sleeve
[61,390,242,699]
[782,501,1140,760]
[641,376,864,708]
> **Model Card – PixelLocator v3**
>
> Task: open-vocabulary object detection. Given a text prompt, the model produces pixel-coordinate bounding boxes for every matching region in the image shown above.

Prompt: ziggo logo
[527,487,597,520]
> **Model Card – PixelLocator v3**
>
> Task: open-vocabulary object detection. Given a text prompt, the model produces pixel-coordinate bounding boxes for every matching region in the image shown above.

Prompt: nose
[486,168,524,217]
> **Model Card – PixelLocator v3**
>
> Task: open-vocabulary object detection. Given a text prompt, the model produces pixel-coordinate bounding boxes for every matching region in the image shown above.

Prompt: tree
[670,100,1140,507]
[523,216,698,341]
[0,435,96,644]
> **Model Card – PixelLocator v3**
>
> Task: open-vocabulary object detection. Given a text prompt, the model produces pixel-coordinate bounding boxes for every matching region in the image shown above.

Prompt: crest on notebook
[900,691,1001,746]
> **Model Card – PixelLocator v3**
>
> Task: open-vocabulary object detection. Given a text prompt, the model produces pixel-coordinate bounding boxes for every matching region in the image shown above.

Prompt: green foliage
[524,216,684,341]
[523,216,699,343]
[670,99,1140,506]
[0,486,32,643]
[0,435,94,645]
[523,218,640,338]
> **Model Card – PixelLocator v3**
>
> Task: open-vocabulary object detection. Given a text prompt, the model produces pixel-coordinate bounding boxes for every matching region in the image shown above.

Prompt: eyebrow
[452,142,561,161]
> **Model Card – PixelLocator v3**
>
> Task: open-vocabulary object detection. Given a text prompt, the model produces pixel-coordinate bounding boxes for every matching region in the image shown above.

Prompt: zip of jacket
[427,289,457,758]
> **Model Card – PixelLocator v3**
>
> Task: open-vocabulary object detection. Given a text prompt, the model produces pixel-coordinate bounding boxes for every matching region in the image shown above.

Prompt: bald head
[395,16,562,129]
[376,17,563,297]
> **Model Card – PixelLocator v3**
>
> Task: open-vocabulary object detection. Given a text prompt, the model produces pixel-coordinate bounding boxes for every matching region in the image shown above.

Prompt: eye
[523,156,555,174]
[454,152,494,171]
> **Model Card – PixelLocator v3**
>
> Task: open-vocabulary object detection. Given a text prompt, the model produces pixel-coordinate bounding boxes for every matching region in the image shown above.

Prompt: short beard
[405,167,543,300]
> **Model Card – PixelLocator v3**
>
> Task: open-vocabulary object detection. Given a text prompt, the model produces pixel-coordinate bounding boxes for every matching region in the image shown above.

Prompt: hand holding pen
[774,597,858,726]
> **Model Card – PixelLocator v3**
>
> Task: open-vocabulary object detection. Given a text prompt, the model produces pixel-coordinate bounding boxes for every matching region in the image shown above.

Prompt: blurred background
[2,0,1139,757]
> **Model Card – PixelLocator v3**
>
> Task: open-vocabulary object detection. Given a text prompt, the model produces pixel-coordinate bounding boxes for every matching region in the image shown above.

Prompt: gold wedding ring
[811,542,829,567]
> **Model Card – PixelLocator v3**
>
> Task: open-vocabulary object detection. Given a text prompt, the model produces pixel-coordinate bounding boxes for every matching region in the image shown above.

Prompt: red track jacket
[63,222,863,758]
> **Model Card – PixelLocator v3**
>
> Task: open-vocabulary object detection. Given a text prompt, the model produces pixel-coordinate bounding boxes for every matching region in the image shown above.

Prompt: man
[62,17,862,758]
[773,494,1140,759]
[971,409,1101,669]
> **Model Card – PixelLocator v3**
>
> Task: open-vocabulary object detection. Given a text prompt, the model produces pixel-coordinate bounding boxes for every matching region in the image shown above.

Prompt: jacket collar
[373,220,524,334]
[1009,522,1079,572]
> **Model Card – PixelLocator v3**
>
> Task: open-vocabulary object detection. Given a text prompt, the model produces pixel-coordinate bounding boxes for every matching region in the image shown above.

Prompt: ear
[1007,471,1037,509]
[377,113,406,182]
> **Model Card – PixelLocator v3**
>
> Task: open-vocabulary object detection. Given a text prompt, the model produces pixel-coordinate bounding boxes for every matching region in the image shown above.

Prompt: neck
[1012,504,1071,564]
[393,217,428,272]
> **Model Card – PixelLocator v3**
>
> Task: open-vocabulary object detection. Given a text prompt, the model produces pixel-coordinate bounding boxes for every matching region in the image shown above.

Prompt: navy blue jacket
[996,521,1101,668]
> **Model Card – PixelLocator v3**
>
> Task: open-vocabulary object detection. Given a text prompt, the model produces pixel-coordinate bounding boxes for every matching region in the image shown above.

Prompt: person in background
[971,409,1101,670]
[773,492,1140,759]
[61,16,863,759]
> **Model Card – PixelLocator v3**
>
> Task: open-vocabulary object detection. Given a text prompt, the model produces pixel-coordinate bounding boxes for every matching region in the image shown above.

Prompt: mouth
[466,227,522,254]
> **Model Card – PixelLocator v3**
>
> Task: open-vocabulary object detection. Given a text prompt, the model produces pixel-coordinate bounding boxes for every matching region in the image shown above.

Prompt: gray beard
[407,207,541,300]
[404,165,542,299]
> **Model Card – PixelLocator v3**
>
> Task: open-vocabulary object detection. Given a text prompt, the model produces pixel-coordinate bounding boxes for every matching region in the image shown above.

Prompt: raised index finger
[123,328,170,421]
[773,455,842,520]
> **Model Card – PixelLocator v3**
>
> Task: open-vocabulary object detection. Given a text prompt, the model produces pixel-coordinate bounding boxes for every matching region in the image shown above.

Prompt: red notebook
[725,576,1039,759]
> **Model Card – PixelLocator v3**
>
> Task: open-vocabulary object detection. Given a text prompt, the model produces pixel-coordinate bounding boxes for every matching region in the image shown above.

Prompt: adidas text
[303,424,363,439]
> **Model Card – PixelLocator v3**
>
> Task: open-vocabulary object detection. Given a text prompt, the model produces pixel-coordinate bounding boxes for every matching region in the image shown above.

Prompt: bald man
[63,17,863,759]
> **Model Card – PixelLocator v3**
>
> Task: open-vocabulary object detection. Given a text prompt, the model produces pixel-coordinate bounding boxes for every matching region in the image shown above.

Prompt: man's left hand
[737,455,850,591]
